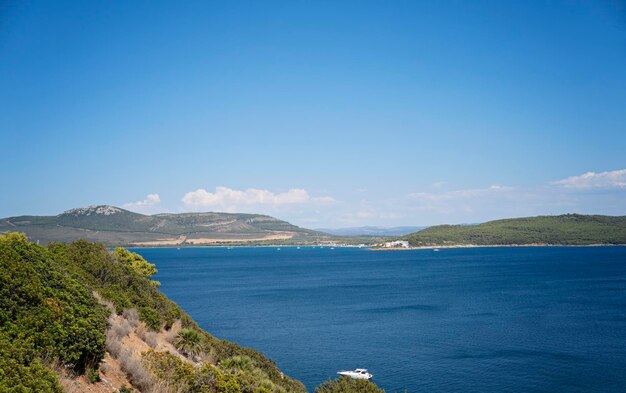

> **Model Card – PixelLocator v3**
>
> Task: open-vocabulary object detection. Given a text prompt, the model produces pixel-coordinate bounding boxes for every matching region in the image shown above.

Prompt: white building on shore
[382,240,410,248]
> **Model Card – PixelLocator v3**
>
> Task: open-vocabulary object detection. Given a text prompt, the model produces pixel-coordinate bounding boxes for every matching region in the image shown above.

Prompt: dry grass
[99,361,114,376]
[197,350,217,365]
[142,330,158,349]
[105,333,122,359]
[112,318,132,338]
[122,308,140,328]
[117,348,154,392]
[137,322,158,348]
[163,320,182,343]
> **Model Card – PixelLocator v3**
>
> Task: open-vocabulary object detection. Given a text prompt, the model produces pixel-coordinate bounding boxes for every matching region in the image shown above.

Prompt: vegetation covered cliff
[0,232,310,392]
[404,214,626,246]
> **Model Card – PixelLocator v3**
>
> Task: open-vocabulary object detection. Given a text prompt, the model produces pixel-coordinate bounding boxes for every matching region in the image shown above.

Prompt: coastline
[124,243,626,250]
[370,243,626,251]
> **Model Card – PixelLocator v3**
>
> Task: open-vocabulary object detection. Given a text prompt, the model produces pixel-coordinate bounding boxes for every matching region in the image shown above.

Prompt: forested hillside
[405,214,626,246]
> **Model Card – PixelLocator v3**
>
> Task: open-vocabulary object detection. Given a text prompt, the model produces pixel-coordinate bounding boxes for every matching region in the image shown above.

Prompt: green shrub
[0,232,108,391]
[175,328,205,357]
[114,247,160,287]
[139,306,162,331]
[0,340,62,393]
[315,377,385,393]
[142,350,195,388]
[87,367,100,383]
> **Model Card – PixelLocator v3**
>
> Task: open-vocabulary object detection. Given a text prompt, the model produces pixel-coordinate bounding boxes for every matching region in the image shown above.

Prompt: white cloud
[181,186,335,211]
[123,193,161,214]
[553,169,626,189]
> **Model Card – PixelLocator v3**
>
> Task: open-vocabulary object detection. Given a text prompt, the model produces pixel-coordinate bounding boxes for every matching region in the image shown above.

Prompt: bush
[143,331,158,349]
[112,318,132,338]
[220,355,255,373]
[142,350,194,390]
[143,351,252,393]
[114,247,159,286]
[315,377,385,393]
[118,348,154,391]
[105,330,123,358]
[86,367,100,383]
[122,308,140,327]
[0,232,108,391]
[175,328,204,357]
[0,339,62,393]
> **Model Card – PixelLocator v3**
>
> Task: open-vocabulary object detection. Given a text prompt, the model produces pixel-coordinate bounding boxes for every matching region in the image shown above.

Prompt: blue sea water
[132,246,626,392]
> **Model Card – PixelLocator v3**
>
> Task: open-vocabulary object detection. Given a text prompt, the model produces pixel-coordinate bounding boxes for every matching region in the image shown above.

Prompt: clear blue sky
[1,1,625,227]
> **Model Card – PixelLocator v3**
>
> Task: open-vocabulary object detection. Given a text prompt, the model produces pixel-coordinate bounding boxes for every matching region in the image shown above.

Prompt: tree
[114,247,160,286]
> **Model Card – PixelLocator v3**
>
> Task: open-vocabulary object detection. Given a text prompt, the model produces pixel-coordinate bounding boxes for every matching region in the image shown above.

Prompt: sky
[1,0,625,227]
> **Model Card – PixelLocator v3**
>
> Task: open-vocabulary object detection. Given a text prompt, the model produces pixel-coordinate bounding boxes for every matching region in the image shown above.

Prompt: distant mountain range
[403,214,626,246]
[0,205,330,246]
[316,226,427,237]
[4,208,625,248]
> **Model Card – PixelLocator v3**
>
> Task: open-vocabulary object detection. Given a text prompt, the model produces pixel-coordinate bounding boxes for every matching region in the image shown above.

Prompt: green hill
[404,214,626,246]
[0,205,330,246]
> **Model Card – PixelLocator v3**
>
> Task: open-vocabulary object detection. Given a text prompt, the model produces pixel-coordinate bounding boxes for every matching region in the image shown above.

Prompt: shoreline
[124,243,626,250]
[370,243,626,251]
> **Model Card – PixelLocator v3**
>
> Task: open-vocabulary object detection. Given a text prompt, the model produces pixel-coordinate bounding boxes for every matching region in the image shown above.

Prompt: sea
[132,246,626,393]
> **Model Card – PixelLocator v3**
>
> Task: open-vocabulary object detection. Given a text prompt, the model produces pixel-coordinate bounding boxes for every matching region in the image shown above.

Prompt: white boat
[337,368,373,380]
[433,248,440,252]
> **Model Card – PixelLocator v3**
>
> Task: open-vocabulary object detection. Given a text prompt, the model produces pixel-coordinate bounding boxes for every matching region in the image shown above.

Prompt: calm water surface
[133,246,626,392]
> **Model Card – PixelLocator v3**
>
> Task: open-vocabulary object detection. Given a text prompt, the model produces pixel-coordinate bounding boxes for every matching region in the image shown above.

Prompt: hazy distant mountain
[316,226,427,237]
[0,205,330,246]
[404,214,626,246]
